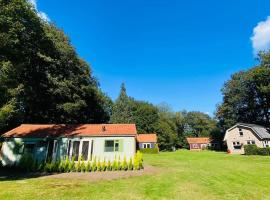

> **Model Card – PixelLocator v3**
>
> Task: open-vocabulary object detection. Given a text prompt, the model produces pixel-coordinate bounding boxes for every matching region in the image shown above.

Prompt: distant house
[137,134,157,149]
[0,124,137,166]
[224,123,270,154]
[187,137,214,150]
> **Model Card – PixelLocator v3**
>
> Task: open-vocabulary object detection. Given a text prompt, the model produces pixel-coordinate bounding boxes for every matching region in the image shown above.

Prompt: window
[53,140,58,153]
[82,141,89,161]
[142,143,151,148]
[105,140,114,152]
[239,128,243,136]
[104,140,122,152]
[67,140,71,158]
[247,140,255,145]
[233,141,241,150]
[72,141,80,161]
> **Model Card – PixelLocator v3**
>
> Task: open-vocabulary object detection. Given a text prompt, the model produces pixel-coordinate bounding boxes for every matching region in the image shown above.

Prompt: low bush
[14,152,143,173]
[140,147,159,154]
[244,145,270,156]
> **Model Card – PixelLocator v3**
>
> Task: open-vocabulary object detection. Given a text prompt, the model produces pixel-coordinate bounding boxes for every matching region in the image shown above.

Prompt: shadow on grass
[0,167,53,181]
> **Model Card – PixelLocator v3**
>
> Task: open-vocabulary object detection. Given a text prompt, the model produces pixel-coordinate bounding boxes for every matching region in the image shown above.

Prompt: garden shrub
[12,152,144,173]
[91,157,97,172]
[117,156,122,171]
[140,147,159,154]
[97,157,102,171]
[19,153,36,172]
[122,156,128,171]
[107,160,112,171]
[112,157,117,171]
[244,145,270,156]
[101,159,107,171]
[86,160,91,172]
[128,158,133,170]
[244,145,258,155]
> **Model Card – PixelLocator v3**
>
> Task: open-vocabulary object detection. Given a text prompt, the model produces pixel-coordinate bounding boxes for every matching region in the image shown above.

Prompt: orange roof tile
[137,134,157,143]
[2,124,137,138]
[186,137,211,144]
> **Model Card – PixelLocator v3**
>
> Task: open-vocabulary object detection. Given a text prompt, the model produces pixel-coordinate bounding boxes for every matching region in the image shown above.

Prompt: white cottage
[224,123,270,154]
[0,124,137,166]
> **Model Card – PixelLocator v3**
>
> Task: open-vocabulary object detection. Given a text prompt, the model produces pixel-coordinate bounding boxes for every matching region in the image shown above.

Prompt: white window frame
[142,143,151,149]
[68,139,92,161]
[52,140,58,160]
[247,140,255,145]
[239,128,243,136]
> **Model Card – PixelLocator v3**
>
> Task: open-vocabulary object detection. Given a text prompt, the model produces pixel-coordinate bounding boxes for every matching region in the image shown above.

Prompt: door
[52,140,58,161]
[72,141,80,161]
[46,140,54,162]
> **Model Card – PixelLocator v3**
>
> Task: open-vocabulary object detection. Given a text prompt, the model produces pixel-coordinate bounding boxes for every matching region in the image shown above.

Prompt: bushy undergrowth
[244,145,270,156]
[140,147,159,154]
[13,151,143,173]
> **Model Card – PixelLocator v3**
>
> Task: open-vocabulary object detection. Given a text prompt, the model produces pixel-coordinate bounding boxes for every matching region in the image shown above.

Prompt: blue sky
[34,0,270,115]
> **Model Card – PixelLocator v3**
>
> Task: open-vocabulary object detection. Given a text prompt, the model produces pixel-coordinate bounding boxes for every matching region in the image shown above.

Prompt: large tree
[110,83,159,133]
[216,52,270,130]
[0,0,111,132]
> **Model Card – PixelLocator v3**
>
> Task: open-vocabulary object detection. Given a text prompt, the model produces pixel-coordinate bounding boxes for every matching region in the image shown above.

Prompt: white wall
[225,126,262,154]
[66,136,136,162]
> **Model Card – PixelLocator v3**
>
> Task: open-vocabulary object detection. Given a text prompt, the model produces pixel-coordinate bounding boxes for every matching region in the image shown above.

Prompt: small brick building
[137,134,157,149]
[186,137,211,150]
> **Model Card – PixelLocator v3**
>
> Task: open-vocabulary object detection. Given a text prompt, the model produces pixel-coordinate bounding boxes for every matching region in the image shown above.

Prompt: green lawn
[1,150,270,200]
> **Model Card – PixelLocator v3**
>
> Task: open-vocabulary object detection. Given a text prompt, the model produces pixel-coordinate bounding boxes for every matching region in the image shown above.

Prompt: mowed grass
[1,150,270,200]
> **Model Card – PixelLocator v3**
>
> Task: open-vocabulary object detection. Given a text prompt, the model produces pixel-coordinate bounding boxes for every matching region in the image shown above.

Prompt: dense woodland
[1,0,270,150]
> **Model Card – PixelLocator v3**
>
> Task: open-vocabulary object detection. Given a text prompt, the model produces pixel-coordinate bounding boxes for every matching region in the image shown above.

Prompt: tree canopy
[0,0,111,132]
[216,52,270,130]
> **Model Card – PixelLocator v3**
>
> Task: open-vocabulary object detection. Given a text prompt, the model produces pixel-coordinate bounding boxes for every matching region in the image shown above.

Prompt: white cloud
[28,0,50,22]
[251,16,270,55]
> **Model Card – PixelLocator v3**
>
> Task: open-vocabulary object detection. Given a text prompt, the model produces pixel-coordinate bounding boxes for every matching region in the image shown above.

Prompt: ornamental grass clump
[15,152,143,173]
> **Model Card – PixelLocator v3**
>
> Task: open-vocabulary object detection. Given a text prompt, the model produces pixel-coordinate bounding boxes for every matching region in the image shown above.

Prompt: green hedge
[140,147,159,154]
[14,151,144,172]
[244,145,270,156]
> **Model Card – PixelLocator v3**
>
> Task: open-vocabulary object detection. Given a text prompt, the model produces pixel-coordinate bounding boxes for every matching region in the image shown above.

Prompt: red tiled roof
[186,137,210,144]
[137,134,157,143]
[2,124,137,138]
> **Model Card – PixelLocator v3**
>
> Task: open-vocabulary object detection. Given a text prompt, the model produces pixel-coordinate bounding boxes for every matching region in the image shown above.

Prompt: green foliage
[97,157,102,172]
[85,160,91,172]
[101,159,107,171]
[128,158,133,170]
[80,161,86,172]
[112,156,117,171]
[244,145,270,156]
[110,83,159,134]
[19,153,36,172]
[0,0,112,132]
[91,157,97,172]
[140,147,159,154]
[117,156,122,171]
[216,52,270,129]
[122,156,128,171]
[68,157,75,172]
[107,160,112,171]
[75,156,82,172]
[14,152,142,173]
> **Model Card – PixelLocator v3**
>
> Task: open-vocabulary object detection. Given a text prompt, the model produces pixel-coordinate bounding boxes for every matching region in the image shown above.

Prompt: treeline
[2,0,270,151]
[0,0,220,151]
[110,84,221,150]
